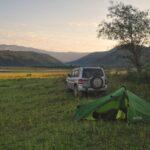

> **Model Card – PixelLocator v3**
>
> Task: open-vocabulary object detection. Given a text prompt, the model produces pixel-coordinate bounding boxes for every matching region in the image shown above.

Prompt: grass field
[0,72,67,79]
[0,67,69,79]
[0,71,150,150]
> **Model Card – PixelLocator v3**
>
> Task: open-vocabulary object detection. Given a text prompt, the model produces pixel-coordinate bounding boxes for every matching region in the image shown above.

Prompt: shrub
[125,70,150,84]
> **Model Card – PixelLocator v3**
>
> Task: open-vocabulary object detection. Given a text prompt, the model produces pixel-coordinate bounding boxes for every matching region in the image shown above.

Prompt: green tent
[74,87,150,123]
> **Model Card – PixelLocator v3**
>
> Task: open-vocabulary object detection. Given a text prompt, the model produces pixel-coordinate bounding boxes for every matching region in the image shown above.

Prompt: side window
[74,70,79,77]
[71,71,74,77]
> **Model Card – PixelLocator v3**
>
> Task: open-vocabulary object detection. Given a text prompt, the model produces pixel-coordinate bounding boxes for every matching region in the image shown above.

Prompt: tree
[98,1,150,72]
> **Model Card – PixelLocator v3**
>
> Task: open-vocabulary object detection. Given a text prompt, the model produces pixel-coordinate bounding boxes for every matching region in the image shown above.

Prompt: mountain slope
[48,51,88,63]
[68,47,150,67]
[0,50,63,67]
[0,44,88,62]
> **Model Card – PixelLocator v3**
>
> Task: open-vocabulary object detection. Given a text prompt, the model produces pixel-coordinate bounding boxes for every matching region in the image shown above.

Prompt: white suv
[66,67,107,97]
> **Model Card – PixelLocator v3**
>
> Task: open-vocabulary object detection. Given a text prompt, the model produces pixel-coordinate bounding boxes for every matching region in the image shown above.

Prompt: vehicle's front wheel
[66,84,71,92]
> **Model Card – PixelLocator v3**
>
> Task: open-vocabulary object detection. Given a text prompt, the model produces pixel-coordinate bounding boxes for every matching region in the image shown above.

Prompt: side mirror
[68,73,71,77]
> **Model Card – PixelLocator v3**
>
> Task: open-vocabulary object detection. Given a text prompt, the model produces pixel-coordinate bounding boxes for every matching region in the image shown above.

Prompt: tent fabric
[74,87,150,123]
[127,91,150,123]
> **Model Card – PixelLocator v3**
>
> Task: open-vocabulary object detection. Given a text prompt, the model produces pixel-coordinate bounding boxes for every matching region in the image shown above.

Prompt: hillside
[0,50,63,67]
[48,51,88,63]
[0,44,88,62]
[68,47,150,67]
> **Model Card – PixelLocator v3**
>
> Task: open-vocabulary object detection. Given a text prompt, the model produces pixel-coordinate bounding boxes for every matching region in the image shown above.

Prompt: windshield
[82,68,103,78]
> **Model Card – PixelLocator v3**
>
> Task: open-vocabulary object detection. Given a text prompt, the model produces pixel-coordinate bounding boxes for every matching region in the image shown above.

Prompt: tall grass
[0,72,68,79]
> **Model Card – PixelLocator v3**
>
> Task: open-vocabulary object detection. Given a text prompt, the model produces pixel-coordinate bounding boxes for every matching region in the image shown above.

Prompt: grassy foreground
[0,75,150,150]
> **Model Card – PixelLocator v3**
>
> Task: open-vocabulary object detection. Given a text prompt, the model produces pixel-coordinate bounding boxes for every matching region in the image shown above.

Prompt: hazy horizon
[0,0,149,52]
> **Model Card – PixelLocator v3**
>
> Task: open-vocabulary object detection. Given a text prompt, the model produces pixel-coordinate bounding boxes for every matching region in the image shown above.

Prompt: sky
[0,0,149,52]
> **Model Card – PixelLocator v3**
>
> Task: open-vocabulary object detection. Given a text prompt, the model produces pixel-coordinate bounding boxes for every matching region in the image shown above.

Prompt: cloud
[19,23,28,27]
[68,22,98,28]
[0,28,117,52]
[0,30,19,40]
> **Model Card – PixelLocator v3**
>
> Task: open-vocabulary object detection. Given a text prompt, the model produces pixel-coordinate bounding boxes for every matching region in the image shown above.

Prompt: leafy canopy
[98,1,150,46]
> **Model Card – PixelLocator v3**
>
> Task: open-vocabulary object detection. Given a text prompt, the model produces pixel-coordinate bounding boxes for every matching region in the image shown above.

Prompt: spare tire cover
[90,77,103,89]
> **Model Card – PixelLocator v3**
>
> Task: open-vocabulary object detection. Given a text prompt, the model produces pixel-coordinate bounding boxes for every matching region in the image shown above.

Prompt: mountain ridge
[0,50,63,67]
[0,44,88,62]
[68,47,150,67]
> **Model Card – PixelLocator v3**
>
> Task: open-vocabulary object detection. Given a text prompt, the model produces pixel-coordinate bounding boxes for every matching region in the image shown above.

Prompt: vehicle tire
[74,85,83,98]
[90,77,103,89]
[101,90,107,96]
[74,85,78,97]
[95,91,106,97]
[66,84,71,92]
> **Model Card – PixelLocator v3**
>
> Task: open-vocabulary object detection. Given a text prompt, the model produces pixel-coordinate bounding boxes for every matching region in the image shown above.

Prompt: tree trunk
[128,44,142,73]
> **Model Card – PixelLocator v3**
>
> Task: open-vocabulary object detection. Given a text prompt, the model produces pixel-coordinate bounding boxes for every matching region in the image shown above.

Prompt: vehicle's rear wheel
[74,85,78,97]
[95,91,106,97]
